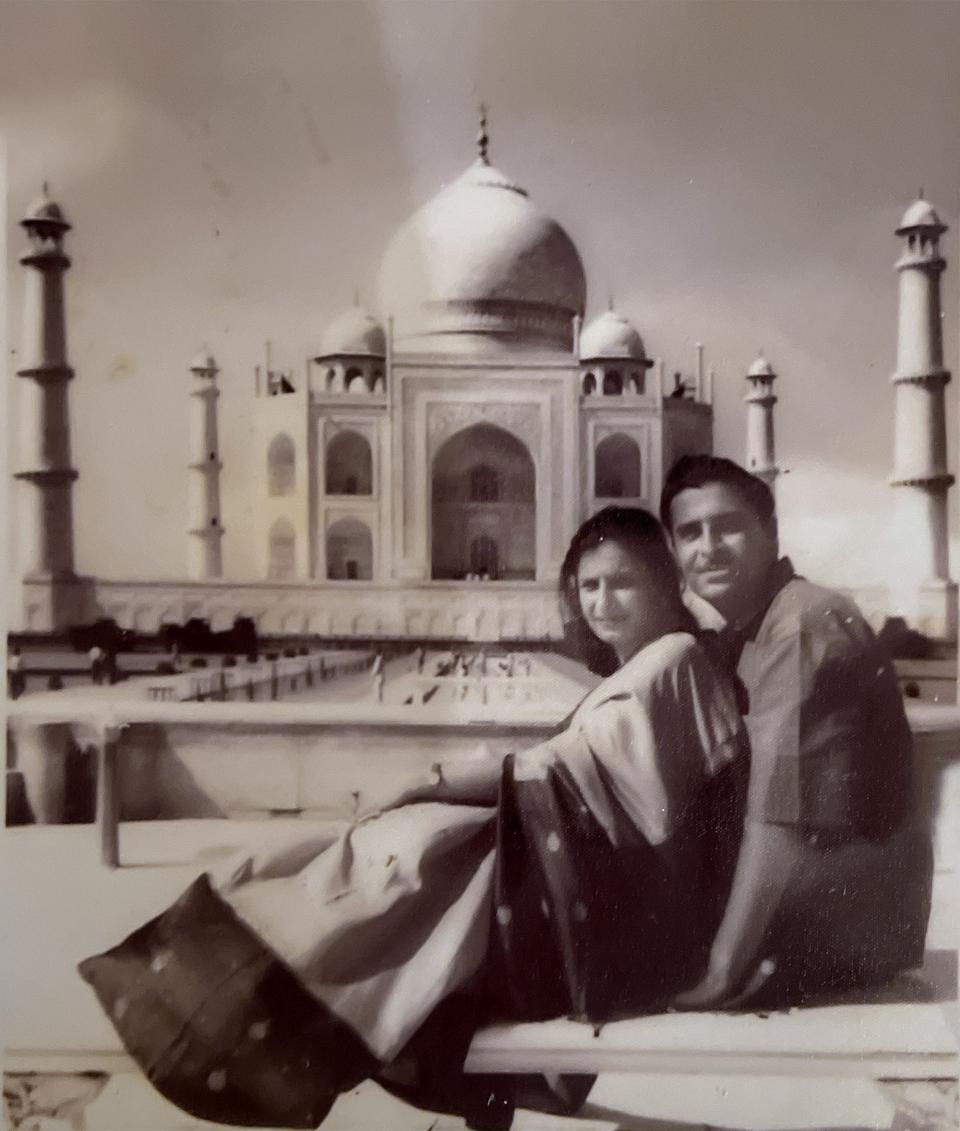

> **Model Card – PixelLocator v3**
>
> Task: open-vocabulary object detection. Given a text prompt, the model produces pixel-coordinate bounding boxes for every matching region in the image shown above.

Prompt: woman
[79,508,749,1130]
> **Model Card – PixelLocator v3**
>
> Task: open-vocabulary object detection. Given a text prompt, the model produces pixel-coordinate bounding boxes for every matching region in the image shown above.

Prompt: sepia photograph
[2,2,958,1129]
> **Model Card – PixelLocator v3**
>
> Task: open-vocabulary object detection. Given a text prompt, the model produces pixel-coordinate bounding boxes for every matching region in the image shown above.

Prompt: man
[660,455,933,1007]
[8,646,26,699]
[88,643,105,685]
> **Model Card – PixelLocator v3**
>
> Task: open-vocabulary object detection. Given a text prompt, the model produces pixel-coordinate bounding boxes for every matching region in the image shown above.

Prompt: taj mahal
[12,120,955,643]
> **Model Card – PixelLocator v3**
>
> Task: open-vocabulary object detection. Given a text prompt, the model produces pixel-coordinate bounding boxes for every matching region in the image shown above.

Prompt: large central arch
[431,422,535,580]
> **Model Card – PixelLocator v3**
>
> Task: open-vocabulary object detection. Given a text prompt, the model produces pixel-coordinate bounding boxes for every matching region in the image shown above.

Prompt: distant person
[661,455,932,1008]
[8,647,25,699]
[88,644,105,685]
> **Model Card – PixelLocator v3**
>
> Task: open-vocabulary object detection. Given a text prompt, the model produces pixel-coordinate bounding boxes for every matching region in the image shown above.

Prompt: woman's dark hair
[559,506,692,675]
[660,455,776,531]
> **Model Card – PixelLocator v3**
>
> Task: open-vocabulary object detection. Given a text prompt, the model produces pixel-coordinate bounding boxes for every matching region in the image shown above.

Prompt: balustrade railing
[145,651,374,703]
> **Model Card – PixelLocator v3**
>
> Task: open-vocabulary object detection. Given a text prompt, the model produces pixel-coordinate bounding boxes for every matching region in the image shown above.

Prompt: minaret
[14,188,82,629]
[744,353,779,488]
[187,351,224,579]
[890,194,955,638]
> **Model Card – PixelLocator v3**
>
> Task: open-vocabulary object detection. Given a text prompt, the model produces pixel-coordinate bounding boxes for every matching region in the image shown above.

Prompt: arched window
[267,434,295,496]
[346,367,367,394]
[326,518,373,580]
[595,432,641,498]
[326,430,373,495]
[470,464,500,502]
[470,535,499,578]
[602,370,623,396]
[582,372,597,395]
[631,372,645,394]
[327,368,344,393]
[267,518,296,580]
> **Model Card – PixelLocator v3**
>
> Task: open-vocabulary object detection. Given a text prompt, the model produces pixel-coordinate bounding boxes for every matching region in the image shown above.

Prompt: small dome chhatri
[318,306,386,358]
[580,308,650,364]
[378,114,585,355]
[896,195,947,236]
[22,182,71,233]
[189,349,218,374]
[747,353,776,379]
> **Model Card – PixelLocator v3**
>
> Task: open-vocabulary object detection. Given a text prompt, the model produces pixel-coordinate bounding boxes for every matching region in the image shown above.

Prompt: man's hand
[670,820,802,1011]
[672,957,777,1011]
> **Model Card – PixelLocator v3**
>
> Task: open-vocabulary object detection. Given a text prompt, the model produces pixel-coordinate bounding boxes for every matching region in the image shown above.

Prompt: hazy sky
[3,0,959,588]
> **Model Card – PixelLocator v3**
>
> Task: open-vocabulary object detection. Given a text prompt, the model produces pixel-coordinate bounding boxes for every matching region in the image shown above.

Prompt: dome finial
[42,179,49,197]
[608,294,615,312]
[477,102,490,165]
[919,185,925,200]
[353,287,360,307]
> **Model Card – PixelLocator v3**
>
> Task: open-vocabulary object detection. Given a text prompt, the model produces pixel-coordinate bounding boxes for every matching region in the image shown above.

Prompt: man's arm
[673,818,805,1009]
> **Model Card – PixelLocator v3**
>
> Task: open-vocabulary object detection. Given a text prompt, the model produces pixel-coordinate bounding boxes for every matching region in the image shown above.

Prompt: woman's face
[576,539,658,664]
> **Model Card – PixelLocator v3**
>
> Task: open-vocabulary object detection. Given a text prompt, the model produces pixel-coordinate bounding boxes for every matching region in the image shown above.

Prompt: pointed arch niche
[267,433,296,496]
[326,517,373,580]
[267,517,296,580]
[326,429,373,496]
[431,423,535,580]
[594,432,641,499]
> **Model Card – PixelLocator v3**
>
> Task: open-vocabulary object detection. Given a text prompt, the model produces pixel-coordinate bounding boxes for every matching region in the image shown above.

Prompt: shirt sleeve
[740,601,914,834]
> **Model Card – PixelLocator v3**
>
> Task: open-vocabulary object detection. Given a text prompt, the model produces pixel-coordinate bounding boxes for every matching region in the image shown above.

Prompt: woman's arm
[672,819,805,1009]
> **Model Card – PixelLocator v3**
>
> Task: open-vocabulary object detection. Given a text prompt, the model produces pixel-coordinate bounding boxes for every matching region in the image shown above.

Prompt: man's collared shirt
[688,559,931,985]
[718,558,914,835]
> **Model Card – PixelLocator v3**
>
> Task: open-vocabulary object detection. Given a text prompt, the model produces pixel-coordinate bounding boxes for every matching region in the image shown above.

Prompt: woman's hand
[353,754,504,822]
[352,767,442,822]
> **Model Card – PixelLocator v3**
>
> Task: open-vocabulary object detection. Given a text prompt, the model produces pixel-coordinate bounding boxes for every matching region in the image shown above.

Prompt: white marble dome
[897,198,946,235]
[318,306,386,358]
[378,159,586,354]
[580,309,648,362]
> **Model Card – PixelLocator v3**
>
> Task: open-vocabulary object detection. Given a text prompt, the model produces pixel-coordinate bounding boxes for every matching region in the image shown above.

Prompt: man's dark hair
[559,505,692,675]
[659,455,776,530]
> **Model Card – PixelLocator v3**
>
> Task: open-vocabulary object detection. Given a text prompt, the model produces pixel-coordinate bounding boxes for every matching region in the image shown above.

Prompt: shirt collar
[683,557,797,635]
[735,556,797,637]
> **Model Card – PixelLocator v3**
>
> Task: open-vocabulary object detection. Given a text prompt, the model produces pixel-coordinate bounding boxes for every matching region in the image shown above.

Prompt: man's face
[667,483,778,623]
